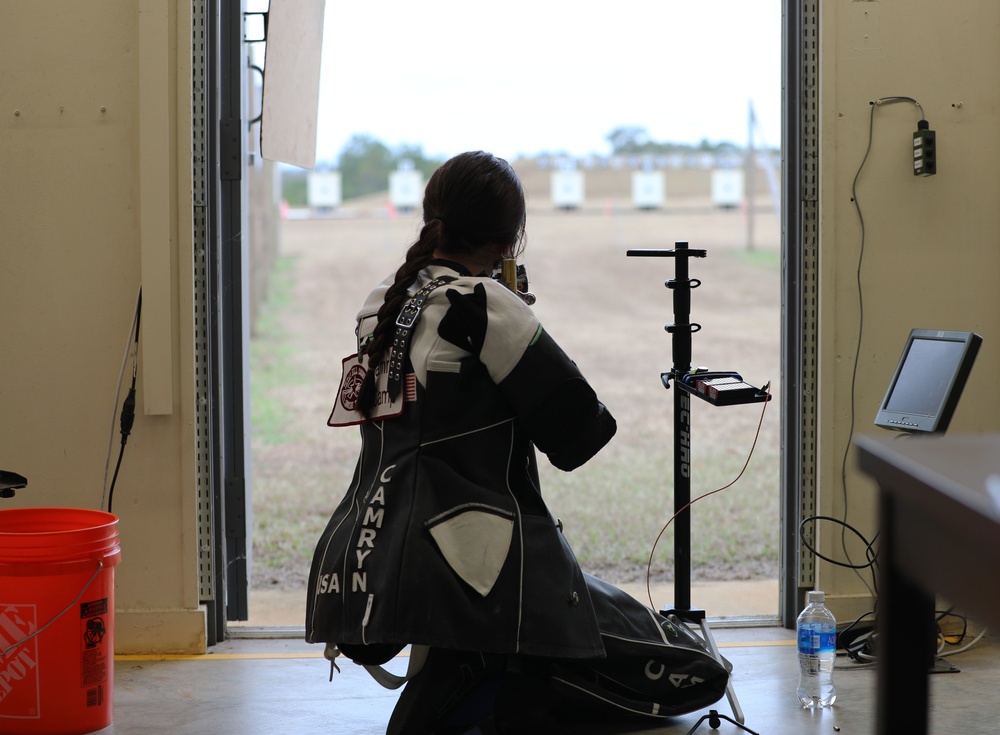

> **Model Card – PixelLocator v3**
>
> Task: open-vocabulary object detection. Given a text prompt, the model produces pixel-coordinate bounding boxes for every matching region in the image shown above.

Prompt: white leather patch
[327,353,409,427]
[428,510,514,597]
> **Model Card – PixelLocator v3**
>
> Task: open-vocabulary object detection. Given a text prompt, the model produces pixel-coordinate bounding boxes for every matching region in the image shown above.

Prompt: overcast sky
[310,1,781,164]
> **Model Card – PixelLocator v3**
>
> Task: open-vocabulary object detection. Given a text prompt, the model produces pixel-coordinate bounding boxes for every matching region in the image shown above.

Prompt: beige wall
[817,1,1000,621]
[0,1,204,653]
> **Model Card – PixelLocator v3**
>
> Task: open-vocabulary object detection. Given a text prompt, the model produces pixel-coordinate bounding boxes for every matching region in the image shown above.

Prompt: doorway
[228,0,809,633]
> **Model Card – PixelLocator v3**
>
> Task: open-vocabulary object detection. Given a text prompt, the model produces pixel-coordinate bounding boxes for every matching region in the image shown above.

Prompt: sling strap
[324,643,430,690]
[386,276,455,401]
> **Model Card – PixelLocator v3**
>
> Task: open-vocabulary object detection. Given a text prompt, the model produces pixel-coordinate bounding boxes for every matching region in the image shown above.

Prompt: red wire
[644,382,772,611]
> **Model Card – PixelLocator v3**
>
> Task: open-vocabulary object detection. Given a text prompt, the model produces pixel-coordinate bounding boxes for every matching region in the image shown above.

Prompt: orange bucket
[0,508,121,735]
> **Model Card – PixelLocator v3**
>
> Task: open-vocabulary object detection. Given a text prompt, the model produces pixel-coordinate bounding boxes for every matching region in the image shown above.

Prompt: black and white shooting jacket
[306,261,617,659]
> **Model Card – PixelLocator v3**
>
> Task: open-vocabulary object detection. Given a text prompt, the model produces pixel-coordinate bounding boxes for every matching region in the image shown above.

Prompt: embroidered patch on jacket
[327,353,415,427]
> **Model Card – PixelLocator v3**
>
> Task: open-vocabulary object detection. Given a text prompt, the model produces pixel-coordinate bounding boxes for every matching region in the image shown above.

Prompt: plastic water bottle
[796,590,837,708]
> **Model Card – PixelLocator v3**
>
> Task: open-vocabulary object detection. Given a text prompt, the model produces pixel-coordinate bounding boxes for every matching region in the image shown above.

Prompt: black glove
[438,283,489,355]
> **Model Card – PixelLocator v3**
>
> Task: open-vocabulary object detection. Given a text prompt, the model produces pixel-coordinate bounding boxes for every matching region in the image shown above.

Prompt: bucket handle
[0,560,103,660]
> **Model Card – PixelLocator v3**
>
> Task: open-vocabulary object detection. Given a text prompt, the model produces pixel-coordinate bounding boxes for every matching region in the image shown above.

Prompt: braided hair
[357,151,526,418]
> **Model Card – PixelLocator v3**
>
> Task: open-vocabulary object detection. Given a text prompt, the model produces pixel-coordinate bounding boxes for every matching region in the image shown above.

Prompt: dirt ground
[249,165,782,598]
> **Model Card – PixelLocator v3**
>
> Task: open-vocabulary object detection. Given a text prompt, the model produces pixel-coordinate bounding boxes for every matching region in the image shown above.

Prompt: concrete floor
[87,625,1000,735]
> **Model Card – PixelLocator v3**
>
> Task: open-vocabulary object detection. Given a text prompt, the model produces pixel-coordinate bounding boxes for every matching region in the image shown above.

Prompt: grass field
[249,166,782,594]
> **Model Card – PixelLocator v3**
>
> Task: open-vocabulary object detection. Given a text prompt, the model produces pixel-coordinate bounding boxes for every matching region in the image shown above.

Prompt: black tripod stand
[628,242,770,734]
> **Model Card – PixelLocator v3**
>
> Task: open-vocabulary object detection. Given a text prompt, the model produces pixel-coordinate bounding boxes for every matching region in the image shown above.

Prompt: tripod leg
[698,619,745,725]
[684,710,762,735]
[683,712,713,735]
[715,712,761,735]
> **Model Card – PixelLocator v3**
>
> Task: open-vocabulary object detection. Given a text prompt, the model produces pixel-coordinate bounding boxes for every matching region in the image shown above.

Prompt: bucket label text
[80,598,109,691]
[0,603,41,720]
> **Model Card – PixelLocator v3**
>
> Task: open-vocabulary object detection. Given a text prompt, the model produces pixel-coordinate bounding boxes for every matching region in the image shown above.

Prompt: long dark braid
[356,151,526,418]
[355,220,444,416]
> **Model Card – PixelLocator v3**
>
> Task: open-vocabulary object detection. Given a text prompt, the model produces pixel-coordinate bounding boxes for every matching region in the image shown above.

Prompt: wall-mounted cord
[819,105,987,663]
[102,287,142,514]
[786,95,965,670]
[836,96,928,594]
[798,515,878,573]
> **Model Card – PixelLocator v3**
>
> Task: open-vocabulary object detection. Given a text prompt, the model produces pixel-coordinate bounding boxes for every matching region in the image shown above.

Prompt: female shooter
[306,151,726,733]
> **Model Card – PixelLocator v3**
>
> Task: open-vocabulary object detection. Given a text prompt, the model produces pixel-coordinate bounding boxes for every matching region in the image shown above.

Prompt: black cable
[797,517,881,666]
[936,608,968,646]
[842,606,877,641]
[107,386,135,515]
[839,605,878,659]
[799,514,878,571]
[644,383,772,611]
[108,290,141,514]
[840,96,926,595]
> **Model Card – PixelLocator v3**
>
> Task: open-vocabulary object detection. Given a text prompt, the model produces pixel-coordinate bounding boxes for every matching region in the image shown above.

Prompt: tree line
[281,128,771,206]
[280,134,443,206]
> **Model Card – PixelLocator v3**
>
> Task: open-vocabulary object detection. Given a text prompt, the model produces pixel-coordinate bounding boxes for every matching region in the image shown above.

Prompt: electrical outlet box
[914,124,936,176]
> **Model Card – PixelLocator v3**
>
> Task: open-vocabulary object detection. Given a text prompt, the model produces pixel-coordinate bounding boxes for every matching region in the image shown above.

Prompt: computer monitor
[874,329,982,434]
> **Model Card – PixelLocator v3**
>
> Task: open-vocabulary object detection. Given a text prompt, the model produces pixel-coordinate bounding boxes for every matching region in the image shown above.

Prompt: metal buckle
[394,276,452,329]
[395,304,419,328]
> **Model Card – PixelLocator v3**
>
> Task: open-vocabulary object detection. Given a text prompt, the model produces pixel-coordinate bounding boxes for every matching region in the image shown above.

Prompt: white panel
[551,171,585,208]
[307,171,342,207]
[389,170,423,209]
[711,169,744,207]
[631,171,665,208]
[260,0,327,168]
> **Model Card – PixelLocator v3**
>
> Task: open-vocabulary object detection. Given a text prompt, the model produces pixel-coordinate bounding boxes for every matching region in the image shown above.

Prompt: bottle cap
[807,590,825,604]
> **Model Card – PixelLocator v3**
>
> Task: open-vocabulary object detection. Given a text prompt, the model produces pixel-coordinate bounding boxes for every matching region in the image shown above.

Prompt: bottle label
[797,622,836,655]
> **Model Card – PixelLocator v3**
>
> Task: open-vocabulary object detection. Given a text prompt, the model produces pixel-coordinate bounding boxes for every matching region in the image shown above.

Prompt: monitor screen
[874,329,982,434]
